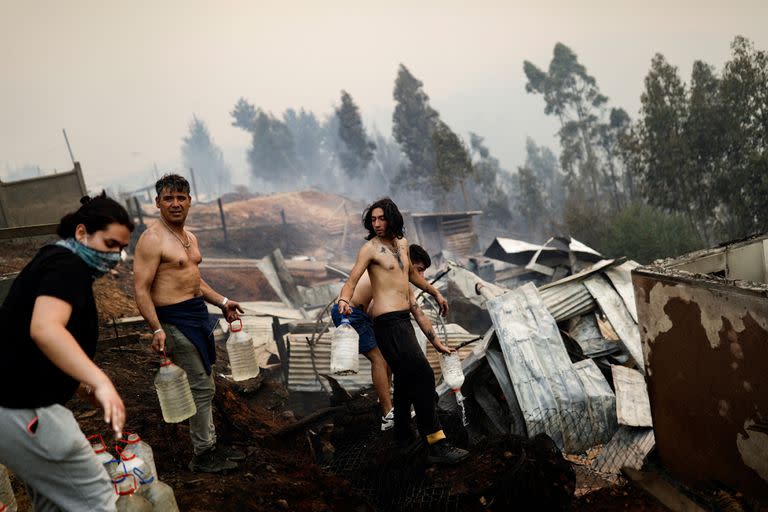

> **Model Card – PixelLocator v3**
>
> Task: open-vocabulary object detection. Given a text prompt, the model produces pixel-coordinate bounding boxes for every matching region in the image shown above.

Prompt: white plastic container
[330,317,359,375]
[118,433,157,480]
[88,434,122,481]
[226,319,260,381]
[115,446,152,484]
[134,469,179,512]
[154,358,197,423]
[114,474,153,512]
[0,464,17,512]
[439,352,465,391]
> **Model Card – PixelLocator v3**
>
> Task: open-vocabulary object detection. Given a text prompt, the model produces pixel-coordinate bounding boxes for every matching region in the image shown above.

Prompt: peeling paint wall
[633,256,768,502]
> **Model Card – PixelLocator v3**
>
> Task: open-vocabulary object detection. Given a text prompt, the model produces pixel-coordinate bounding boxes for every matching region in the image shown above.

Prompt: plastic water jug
[88,434,120,479]
[115,446,152,484]
[0,464,17,512]
[330,317,359,375]
[134,469,179,512]
[439,352,465,391]
[118,433,157,480]
[154,358,197,423]
[114,474,153,512]
[226,319,260,381]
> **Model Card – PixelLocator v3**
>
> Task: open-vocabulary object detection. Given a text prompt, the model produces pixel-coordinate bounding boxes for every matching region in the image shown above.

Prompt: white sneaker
[381,408,394,431]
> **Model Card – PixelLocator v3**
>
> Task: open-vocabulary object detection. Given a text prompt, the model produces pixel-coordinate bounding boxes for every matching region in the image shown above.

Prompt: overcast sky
[1,0,766,191]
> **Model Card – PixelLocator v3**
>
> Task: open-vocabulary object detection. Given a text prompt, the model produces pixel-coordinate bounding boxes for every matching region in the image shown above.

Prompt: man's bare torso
[145,221,204,307]
[366,237,411,318]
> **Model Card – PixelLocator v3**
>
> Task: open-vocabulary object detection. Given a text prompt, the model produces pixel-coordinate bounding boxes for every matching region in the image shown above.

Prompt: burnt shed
[408,210,482,258]
[632,234,768,503]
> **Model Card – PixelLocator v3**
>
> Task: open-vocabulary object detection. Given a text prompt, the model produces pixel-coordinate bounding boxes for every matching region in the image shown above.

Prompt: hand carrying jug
[330,317,359,375]
[226,319,260,381]
[154,357,196,423]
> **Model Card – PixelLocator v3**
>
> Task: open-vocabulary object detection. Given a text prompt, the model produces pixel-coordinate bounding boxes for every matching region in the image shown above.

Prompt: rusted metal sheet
[633,234,768,502]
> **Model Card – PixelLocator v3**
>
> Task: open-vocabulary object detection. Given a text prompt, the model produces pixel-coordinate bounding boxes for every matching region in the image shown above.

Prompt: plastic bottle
[114,446,152,484]
[439,352,465,391]
[0,464,17,512]
[226,319,260,381]
[134,469,179,512]
[154,358,197,423]
[87,434,122,480]
[330,317,359,375]
[117,433,157,480]
[114,474,153,512]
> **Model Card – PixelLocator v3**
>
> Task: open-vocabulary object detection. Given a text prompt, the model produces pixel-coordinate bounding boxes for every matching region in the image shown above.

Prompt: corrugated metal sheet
[286,332,373,393]
[487,282,591,452]
[567,314,621,358]
[604,261,640,322]
[573,359,618,445]
[584,275,644,372]
[539,282,595,322]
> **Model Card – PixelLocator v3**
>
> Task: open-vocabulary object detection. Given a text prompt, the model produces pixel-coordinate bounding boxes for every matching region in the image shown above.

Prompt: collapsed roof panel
[604,261,640,322]
[583,274,644,372]
[567,315,622,358]
[572,359,618,445]
[611,365,652,428]
[487,282,592,452]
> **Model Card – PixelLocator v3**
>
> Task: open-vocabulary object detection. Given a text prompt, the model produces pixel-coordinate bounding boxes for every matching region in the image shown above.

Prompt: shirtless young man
[337,198,469,465]
[133,174,246,473]
[330,244,453,431]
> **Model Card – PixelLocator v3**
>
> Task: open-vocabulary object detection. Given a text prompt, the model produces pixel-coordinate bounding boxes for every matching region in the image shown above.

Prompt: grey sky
[1,0,766,190]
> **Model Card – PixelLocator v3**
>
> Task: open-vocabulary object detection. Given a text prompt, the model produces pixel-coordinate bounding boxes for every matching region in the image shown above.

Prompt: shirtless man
[337,198,469,464]
[330,244,452,431]
[134,174,246,473]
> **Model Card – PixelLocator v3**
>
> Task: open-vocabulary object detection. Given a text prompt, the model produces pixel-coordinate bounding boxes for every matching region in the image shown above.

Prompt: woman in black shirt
[0,192,134,511]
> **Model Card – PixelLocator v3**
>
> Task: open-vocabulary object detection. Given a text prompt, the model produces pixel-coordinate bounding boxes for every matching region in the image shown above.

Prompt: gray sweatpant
[0,404,116,512]
[163,323,217,455]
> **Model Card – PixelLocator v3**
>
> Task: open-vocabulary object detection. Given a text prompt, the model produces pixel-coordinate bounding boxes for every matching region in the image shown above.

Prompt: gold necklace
[160,217,191,250]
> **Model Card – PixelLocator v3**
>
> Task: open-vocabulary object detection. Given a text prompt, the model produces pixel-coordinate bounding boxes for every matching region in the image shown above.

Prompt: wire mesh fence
[318,399,657,511]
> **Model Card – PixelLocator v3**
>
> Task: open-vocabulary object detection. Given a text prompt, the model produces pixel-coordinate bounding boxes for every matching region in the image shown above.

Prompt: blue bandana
[56,238,122,278]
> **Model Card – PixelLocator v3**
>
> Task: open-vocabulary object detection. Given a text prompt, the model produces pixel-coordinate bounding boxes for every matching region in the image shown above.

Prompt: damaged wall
[633,242,768,502]
[0,163,87,228]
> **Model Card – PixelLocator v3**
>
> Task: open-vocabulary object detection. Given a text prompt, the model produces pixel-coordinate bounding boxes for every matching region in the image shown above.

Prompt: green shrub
[599,202,704,264]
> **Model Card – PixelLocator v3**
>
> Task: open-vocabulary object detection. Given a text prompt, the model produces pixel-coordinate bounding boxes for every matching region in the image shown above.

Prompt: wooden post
[132,197,145,226]
[217,197,228,245]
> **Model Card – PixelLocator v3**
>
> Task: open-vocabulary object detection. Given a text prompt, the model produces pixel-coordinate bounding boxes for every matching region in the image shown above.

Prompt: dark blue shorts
[331,303,377,354]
